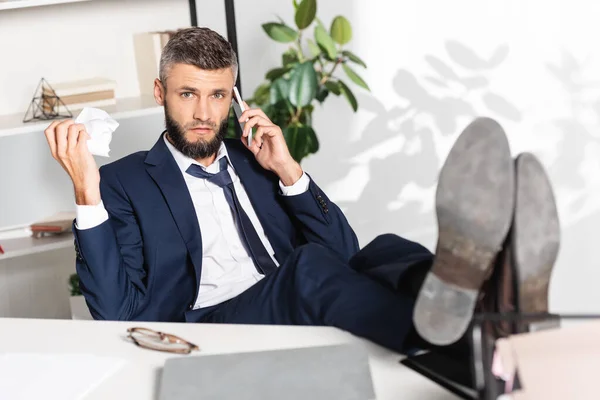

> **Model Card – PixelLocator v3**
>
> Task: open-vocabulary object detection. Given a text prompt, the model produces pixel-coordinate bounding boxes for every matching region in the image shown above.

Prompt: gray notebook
[158,343,376,400]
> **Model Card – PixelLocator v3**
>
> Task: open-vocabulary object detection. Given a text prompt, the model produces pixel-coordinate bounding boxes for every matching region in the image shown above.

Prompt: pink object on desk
[492,341,516,393]
[498,321,600,399]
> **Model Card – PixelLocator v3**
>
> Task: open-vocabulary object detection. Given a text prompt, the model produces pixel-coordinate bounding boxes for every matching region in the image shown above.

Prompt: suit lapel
[145,135,203,291]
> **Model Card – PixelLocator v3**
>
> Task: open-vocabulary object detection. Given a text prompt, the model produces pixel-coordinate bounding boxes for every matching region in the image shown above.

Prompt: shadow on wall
[323,40,520,248]
[544,51,600,227]
[542,50,600,313]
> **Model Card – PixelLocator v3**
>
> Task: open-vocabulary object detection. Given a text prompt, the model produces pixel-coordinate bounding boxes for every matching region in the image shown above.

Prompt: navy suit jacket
[73,135,360,322]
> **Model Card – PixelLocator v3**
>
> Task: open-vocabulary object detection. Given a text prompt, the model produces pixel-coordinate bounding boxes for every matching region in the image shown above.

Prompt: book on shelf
[43,97,117,114]
[42,89,115,112]
[30,211,76,238]
[43,77,116,97]
[42,77,116,113]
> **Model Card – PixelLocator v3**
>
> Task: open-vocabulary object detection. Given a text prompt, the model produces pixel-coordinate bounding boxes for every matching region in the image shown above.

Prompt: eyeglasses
[127,327,200,354]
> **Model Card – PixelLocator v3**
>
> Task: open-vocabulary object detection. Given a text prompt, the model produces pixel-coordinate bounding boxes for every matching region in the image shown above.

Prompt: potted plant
[68,273,92,320]
[228,0,369,163]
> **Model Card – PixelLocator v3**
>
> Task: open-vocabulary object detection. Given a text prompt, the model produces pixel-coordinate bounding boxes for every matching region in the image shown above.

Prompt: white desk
[0,318,458,399]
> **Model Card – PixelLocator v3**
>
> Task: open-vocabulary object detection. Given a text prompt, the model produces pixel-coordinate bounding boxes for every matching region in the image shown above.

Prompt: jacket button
[188,304,193,310]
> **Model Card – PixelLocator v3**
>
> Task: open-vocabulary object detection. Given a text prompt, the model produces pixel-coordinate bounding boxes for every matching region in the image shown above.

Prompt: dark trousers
[185,234,434,353]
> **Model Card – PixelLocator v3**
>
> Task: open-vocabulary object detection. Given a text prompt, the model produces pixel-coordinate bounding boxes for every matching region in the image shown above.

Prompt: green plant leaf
[301,106,313,125]
[342,50,367,68]
[316,45,334,61]
[316,87,329,103]
[283,124,318,163]
[262,23,298,43]
[282,48,299,67]
[226,108,238,138]
[69,273,81,296]
[252,83,271,105]
[314,25,337,60]
[330,16,352,45]
[266,67,290,81]
[338,80,358,111]
[305,125,319,153]
[270,78,290,105]
[342,64,370,91]
[283,124,309,162]
[293,0,299,10]
[295,0,316,29]
[307,39,321,57]
[289,61,318,107]
[324,80,341,95]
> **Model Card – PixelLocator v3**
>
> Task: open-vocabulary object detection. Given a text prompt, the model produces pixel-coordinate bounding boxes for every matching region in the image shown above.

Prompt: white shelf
[0,0,91,10]
[0,95,162,138]
[0,233,73,260]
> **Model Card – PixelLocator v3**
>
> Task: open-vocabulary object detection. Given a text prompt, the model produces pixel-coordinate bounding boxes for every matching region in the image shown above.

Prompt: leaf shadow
[310,40,520,246]
[543,50,600,226]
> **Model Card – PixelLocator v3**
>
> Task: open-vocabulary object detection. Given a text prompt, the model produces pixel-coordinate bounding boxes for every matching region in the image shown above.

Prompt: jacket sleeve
[280,176,360,261]
[73,166,147,320]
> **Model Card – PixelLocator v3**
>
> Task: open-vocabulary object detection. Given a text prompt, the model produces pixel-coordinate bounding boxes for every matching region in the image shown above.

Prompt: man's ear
[153,78,165,106]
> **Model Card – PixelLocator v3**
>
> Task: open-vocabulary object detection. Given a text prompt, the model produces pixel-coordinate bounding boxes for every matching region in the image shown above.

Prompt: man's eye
[181,92,194,98]
[213,93,224,99]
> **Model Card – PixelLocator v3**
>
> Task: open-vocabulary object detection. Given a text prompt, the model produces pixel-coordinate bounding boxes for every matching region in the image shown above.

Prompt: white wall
[1,0,598,315]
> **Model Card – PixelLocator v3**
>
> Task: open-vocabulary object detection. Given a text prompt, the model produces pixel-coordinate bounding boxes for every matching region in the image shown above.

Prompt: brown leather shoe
[478,152,560,338]
[478,234,518,338]
[413,117,515,346]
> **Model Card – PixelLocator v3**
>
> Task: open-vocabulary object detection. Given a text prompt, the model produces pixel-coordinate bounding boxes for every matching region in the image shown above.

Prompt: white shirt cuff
[279,172,310,196]
[75,200,109,230]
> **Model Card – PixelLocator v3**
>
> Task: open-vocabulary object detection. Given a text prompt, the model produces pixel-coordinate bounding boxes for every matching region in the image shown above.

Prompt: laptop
[158,343,375,400]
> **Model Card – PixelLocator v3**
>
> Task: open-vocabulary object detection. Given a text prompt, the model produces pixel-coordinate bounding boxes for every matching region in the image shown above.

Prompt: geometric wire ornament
[23,77,73,123]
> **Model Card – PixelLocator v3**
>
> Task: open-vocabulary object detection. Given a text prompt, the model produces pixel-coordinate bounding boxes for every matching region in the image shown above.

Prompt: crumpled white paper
[75,107,119,157]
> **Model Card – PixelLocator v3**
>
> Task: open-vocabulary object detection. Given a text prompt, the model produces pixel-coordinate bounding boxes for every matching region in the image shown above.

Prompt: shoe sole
[512,153,560,320]
[413,117,515,346]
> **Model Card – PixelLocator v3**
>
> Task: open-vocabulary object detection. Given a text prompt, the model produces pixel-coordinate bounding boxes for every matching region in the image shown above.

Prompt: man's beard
[164,100,228,159]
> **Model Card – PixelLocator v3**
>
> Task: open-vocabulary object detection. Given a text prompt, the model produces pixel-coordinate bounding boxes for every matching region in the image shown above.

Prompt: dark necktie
[185,157,277,275]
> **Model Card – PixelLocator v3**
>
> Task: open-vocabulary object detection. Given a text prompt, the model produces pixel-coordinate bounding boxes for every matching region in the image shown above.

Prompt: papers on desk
[0,353,126,400]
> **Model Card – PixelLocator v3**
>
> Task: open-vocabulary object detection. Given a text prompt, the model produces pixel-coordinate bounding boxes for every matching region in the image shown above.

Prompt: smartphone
[232,86,251,146]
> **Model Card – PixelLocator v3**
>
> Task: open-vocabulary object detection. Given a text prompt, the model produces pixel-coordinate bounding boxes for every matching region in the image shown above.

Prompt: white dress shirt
[76,135,310,309]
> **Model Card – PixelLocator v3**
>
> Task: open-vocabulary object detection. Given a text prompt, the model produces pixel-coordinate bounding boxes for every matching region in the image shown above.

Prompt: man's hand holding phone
[233,87,303,186]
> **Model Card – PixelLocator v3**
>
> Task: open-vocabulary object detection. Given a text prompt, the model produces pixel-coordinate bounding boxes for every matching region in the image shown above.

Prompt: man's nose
[193,97,210,121]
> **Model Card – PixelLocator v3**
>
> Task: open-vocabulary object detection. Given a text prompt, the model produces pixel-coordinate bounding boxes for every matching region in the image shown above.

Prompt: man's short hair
[159,27,238,87]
